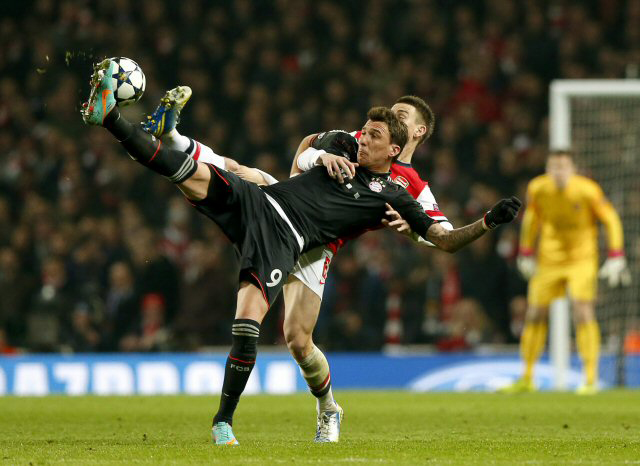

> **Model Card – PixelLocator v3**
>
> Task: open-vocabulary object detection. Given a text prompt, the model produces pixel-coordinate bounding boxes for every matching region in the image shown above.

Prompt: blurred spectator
[120,293,170,352]
[103,261,139,350]
[0,327,19,355]
[67,302,101,352]
[172,239,235,349]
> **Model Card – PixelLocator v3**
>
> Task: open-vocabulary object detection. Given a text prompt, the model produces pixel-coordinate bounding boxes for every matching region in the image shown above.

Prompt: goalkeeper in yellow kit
[504,150,630,394]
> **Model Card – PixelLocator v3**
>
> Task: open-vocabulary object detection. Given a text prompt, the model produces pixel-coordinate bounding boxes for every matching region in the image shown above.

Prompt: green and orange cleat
[211,421,239,446]
[81,59,117,126]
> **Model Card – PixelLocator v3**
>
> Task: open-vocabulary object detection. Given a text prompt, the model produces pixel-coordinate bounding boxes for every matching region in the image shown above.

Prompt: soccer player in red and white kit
[144,91,452,442]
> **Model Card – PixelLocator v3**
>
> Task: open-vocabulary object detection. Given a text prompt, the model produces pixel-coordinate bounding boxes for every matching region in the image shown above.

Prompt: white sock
[298,345,338,413]
[163,128,191,152]
[164,129,225,169]
[317,387,337,413]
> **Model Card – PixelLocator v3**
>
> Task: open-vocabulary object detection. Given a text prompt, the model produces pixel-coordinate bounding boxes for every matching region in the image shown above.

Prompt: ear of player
[311,130,359,160]
[483,196,523,230]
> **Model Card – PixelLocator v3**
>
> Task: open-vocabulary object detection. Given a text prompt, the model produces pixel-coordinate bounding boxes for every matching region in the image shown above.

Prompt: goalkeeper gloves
[599,255,632,288]
[482,196,522,230]
[517,249,536,280]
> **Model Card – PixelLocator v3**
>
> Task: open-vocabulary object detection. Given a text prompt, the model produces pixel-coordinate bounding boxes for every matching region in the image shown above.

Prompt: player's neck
[363,160,392,174]
[396,140,418,164]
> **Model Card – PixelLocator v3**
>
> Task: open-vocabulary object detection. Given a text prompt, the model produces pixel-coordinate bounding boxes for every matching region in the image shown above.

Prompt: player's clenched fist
[483,196,522,230]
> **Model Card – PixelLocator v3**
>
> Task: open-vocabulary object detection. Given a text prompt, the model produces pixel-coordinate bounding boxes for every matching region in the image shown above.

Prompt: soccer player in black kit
[82,59,521,445]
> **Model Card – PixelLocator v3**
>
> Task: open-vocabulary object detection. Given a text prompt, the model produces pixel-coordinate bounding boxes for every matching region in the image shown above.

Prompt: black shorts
[191,164,300,308]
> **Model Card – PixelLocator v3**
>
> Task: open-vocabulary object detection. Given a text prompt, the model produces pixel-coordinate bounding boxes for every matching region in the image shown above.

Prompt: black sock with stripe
[103,107,197,184]
[213,319,260,426]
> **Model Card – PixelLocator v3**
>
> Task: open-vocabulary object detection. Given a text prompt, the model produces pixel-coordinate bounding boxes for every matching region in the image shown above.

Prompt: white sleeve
[297,147,326,172]
[411,184,452,247]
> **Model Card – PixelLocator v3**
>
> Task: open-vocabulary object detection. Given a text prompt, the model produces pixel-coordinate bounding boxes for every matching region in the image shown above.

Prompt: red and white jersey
[390,162,448,223]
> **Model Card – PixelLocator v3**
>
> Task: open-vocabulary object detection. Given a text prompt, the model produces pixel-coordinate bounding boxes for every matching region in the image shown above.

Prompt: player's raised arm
[427,197,521,252]
[390,192,521,253]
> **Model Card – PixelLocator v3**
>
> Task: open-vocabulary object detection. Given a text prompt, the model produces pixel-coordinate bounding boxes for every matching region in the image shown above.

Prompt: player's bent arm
[223,157,275,186]
[594,196,624,254]
[290,133,318,177]
[177,162,211,200]
[412,196,522,253]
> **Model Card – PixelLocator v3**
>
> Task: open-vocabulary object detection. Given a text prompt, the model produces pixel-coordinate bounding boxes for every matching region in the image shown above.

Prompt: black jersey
[262,166,435,254]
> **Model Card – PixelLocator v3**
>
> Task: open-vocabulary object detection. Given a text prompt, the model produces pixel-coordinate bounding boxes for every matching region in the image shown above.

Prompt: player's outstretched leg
[142,86,227,169]
[81,62,199,186]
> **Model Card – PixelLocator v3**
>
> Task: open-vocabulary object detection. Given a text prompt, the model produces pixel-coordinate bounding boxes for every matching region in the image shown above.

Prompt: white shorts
[290,245,334,299]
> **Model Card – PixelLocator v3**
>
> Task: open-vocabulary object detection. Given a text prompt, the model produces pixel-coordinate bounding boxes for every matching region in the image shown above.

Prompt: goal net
[549,80,640,388]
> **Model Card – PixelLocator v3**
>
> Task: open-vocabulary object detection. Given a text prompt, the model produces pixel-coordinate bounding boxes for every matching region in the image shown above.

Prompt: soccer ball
[109,57,145,106]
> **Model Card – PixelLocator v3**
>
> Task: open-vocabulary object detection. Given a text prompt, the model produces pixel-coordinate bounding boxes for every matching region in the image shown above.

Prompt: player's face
[546,154,575,188]
[357,120,401,170]
[391,103,425,143]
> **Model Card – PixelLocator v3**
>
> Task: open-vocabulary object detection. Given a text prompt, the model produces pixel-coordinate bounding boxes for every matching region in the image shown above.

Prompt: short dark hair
[395,95,435,145]
[366,106,408,153]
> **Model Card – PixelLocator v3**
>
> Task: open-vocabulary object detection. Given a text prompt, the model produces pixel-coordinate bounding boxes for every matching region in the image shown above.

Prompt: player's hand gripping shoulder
[426,196,522,253]
[318,152,358,183]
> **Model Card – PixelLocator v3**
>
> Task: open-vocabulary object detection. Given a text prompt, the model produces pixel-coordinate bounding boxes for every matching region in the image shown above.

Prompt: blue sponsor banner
[0,352,637,396]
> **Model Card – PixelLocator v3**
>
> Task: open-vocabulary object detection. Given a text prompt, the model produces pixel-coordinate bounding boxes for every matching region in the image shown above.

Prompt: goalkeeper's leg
[500,305,548,393]
[573,300,600,393]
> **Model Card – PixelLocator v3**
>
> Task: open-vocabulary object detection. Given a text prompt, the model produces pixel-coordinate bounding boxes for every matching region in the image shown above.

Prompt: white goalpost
[548,80,640,389]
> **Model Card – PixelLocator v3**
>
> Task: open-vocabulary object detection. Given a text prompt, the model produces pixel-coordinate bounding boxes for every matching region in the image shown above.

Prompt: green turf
[1,391,639,465]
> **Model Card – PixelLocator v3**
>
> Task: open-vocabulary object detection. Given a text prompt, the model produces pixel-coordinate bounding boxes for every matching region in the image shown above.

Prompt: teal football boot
[81,59,117,126]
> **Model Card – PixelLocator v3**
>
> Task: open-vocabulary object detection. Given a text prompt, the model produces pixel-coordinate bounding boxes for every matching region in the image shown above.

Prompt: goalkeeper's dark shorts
[191,164,301,308]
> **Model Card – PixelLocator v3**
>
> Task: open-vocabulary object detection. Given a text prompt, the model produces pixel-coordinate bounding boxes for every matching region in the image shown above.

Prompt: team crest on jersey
[369,180,383,192]
[393,176,409,189]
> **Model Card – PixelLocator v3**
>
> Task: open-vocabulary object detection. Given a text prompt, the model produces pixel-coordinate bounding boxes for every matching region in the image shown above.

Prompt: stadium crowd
[1,0,639,353]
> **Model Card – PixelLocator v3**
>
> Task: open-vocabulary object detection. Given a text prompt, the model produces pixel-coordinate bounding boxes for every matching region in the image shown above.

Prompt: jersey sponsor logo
[319,254,331,285]
[368,180,383,192]
[393,176,409,189]
[266,269,282,288]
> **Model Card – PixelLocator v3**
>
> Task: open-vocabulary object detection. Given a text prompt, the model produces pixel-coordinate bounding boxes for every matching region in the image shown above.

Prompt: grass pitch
[1,391,639,465]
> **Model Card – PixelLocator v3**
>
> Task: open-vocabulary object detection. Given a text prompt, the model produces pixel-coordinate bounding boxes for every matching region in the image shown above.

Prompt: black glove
[484,196,522,229]
[311,130,359,162]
